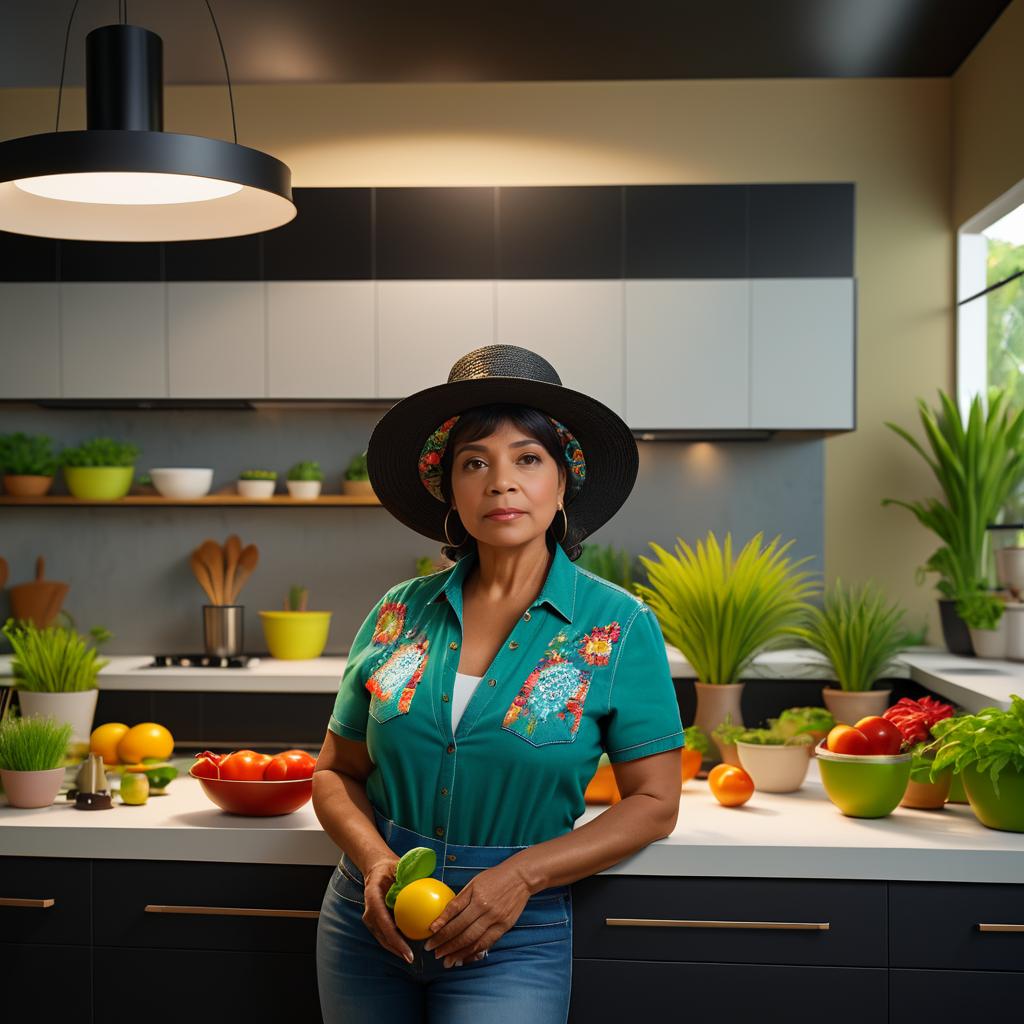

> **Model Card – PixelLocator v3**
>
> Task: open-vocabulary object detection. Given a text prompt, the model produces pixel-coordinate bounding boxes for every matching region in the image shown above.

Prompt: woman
[314,344,685,1024]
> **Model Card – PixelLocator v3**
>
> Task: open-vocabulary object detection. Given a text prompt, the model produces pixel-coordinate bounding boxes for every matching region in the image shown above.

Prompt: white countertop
[2,758,1020,883]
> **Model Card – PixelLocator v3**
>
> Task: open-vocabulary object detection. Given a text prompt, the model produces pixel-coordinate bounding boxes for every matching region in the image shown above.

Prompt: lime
[120,771,150,805]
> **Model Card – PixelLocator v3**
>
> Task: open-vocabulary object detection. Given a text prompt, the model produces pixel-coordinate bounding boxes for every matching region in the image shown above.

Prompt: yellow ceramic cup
[259,610,333,659]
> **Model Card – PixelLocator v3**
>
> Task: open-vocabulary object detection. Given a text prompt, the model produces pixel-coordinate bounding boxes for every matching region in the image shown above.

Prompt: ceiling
[0,0,1012,88]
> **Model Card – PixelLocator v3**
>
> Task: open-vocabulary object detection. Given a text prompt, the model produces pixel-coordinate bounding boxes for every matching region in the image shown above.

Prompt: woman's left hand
[422,860,532,966]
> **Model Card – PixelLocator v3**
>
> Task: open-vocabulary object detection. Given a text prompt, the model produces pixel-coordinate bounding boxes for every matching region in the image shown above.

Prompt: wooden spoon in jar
[223,534,242,607]
[229,544,259,603]
[189,549,219,605]
[197,539,225,605]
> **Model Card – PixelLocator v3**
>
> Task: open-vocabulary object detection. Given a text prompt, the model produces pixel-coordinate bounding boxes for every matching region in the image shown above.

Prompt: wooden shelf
[0,494,382,508]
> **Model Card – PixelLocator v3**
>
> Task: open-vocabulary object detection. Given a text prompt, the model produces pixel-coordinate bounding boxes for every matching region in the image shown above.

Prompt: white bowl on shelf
[149,468,213,499]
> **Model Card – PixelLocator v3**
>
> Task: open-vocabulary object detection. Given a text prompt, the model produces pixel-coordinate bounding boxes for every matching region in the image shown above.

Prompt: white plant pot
[286,480,322,499]
[1003,603,1024,661]
[16,688,99,753]
[995,547,1024,596]
[150,467,213,499]
[237,479,276,499]
[0,766,66,808]
[821,687,891,725]
[968,616,1008,659]
[736,741,811,793]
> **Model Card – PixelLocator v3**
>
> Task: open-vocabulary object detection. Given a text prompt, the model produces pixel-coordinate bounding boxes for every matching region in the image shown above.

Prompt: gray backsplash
[0,404,823,654]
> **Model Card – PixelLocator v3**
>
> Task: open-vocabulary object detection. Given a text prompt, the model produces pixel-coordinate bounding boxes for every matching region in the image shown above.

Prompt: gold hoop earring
[444,506,469,547]
[557,504,568,544]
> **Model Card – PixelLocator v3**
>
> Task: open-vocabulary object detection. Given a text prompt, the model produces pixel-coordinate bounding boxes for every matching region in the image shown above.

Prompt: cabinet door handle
[0,897,55,908]
[978,923,1024,933]
[144,904,319,919]
[606,917,830,931]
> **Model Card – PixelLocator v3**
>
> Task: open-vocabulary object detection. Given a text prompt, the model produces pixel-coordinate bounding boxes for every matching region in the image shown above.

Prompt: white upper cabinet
[377,281,495,398]
[60,282,167,398]
[496,281,626,418]
[750,278,855,430]
[0,283,61,399]
[266,281,375,398]
[168,282,266,398]
[625,280,750,430]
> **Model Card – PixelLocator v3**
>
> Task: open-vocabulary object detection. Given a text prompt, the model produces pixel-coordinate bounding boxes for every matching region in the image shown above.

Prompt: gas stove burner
[149,654,258,669]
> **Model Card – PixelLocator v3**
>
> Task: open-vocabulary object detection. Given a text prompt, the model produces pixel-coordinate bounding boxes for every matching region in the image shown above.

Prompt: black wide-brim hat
[366,344,639,544]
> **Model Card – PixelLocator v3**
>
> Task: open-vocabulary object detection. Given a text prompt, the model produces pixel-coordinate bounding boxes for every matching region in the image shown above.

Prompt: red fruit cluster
[882,696,954,746]
[190,748,317,781]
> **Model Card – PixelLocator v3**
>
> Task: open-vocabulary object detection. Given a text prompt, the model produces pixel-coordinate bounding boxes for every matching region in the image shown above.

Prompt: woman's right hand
[361,856,415,963]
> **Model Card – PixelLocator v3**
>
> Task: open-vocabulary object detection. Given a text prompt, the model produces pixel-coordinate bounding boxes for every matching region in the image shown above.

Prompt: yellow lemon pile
[90,721,174,766]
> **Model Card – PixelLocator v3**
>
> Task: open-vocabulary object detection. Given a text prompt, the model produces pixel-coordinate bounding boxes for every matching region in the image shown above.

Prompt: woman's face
[449,419,565,548]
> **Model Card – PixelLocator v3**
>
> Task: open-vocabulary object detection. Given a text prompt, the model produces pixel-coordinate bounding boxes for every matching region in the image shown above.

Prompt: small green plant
[2,618,110,692]
[771,706,835,740]
[789,579,914,692]
[60,437,139,467]
[0,714,72,771]
[287,460,324,482]
[344,451,369,481]
[577,543,640,595]
[683,724,710,756]
[711,714,746,747]
[240,469,277,481]
[735,727,812,747]
[415,556,436,576]
[955,591,1005,631]
[0,433,58,477]
[286,585,309,612]
[635,531,820,686]
[930,694,1024,795]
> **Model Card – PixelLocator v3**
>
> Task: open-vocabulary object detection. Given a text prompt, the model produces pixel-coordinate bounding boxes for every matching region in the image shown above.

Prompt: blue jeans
[316,805,573,1023]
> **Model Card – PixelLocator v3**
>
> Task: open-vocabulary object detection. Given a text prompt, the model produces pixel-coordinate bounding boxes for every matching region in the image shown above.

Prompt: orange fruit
[681,748,703,784]
[708,763,754,807]
[393,877,456,940]
[90,722,130,765]
[116,722,174,764]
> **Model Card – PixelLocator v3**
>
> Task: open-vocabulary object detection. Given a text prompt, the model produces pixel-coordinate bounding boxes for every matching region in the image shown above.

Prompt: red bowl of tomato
[189,748,316,816]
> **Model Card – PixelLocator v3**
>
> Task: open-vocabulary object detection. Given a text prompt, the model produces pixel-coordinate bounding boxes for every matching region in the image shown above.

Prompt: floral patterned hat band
[417,413,586,502]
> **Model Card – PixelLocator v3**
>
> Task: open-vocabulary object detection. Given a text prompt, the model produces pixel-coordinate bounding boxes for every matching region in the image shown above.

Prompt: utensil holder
[203,605,244,656]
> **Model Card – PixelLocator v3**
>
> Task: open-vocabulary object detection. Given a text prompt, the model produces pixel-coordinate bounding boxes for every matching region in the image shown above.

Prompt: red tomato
[190,749,225,779]
[853,715,904,756]
[263,750,317,781]
[825,724,871,755]
[219,749,274,781]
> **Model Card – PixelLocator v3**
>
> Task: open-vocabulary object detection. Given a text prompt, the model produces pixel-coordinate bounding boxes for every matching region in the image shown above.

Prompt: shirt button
[449,641,459,650]
[488,678,496,687]
[442,694,449,702]
[441,787,448,796]
[508,640,519,650]
[447,854,456,862]
[435,827,444,838]
[523,611,531,621]
[447,743,455,753]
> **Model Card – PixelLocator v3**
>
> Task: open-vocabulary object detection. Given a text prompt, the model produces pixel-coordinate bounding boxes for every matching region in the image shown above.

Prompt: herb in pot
[0,432,58,477]
[60,437,140,467]
[0,714,73,771]
[240,469,277,481]
[954,590,1005,631]
[344,451,369,481]
[773,706,835,739]
[736,727,812,747]
[287,460,324,482]
[711,715,747,748]
[930,694,1024,795]
[2,618,110,692]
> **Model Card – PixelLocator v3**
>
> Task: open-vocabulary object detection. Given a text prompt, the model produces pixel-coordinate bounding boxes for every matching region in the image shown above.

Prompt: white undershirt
[451,670,483,732]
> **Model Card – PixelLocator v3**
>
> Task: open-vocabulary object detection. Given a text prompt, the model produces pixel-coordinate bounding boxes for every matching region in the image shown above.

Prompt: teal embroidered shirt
[328,541,685,847]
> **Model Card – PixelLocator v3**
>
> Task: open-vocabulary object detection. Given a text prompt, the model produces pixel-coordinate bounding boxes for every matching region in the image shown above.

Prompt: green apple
[120,770,150,805]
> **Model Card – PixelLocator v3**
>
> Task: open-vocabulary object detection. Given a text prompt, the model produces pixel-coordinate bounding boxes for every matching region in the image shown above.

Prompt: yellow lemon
[116,722,174,764]
[393,878,456,940]
[119,770,150,805]
[90,722,130,765]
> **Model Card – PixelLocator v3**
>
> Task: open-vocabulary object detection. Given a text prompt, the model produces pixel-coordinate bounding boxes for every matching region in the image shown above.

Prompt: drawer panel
[93,859,335,953]
[891,969,1024,1013]
[94,947,323,1024]
[0,856,91,945]
[0,943,92,1018]
[571,875,886,966]
[891,882,1024,971]
[569,960,887,1022]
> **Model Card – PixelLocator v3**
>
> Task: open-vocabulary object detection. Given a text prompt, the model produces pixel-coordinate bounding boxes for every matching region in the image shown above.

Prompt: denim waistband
[337,805,570,901]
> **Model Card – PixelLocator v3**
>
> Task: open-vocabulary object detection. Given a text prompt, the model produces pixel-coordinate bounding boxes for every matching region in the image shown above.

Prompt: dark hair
[438,403,585,562]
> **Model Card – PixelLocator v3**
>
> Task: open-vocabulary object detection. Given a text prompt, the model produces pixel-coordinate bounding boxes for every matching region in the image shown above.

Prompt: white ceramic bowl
[736,741,811,793]
[150,468,213,499]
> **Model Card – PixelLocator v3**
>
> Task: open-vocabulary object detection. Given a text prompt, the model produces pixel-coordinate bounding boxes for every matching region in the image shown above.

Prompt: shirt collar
[428,542,576,624]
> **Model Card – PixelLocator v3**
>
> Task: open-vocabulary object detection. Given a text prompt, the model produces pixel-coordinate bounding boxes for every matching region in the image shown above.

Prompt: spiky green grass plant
[2,618,109,692]
[0,714,72,771]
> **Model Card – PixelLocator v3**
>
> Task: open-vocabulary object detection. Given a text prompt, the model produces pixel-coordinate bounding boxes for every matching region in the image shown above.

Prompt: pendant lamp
[0,4,295,241]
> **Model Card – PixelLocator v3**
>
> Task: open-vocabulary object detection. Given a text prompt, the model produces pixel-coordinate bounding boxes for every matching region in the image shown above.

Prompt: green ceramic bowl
[815,739,912,818]
[961,763,1024,833]
[64,465,134,500]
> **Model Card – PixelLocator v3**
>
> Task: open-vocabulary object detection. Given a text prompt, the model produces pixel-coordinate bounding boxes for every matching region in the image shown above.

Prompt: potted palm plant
[61,437,140,500]
[341,450,374,497]
[882,387,1024,655]
[635,531,820,761]
[790,579,913,723]
[0,432,58,497]
[2,618,110,756]
[0,714,73,808]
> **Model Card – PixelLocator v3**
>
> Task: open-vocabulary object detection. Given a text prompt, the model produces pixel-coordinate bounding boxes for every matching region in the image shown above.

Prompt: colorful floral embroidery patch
[366,636,430,719]
[502,621,621,743]
[372,601,406,645]
[417,413,587,503]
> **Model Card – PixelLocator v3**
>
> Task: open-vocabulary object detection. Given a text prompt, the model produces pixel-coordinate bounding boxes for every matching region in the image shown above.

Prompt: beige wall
[954,0,1024,226]
[1,77,953,640]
